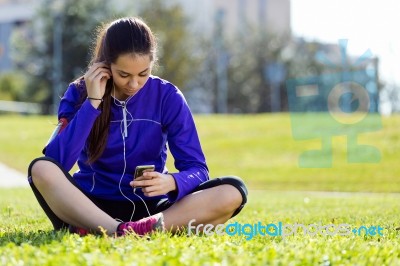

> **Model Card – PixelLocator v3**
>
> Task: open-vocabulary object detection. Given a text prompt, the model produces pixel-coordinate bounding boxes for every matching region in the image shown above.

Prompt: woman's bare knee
[222,185,243,211]
[208,185,243,216]
[30,160,60,187]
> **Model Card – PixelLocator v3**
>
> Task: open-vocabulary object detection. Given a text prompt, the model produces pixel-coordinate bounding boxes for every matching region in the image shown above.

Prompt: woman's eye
[120,74,129,78]
[139,73,148,77]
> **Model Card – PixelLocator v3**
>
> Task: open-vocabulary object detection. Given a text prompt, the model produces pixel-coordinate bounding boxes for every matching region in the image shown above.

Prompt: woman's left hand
[130,172,177,197]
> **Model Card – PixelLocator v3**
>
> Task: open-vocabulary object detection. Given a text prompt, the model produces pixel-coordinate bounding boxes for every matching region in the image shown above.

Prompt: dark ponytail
[75,17,157,163]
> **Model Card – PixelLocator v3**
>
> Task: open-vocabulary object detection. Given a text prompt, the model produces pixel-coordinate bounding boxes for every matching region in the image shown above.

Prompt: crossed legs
[29,159,246,235]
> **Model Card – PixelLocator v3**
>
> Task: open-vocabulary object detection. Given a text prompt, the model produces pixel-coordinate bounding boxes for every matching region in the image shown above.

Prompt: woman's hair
[77,17,157,163]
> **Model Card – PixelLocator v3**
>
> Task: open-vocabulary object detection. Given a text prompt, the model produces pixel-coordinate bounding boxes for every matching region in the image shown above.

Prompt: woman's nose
[128,78,139,89]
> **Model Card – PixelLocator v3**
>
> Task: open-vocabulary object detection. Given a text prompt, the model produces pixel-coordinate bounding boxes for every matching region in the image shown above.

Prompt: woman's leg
[29,159,120,234]
[29,157,247,235]
[161,177,247,232]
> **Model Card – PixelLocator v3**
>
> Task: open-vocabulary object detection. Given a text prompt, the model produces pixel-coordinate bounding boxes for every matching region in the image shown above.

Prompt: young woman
[28,17,247,236]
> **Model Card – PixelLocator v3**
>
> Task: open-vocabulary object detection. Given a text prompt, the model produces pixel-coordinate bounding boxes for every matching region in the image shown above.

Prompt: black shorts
[28,156,248,231]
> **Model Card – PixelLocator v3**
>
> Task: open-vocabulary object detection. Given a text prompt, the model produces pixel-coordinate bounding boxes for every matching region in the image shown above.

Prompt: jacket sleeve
[162,87,209,202]
[44,82,101,171]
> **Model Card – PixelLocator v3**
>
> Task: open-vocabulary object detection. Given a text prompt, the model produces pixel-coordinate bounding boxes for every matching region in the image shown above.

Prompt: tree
[0,72,27,101]
[220,29,291,113]
[138,0,201,91]
[11,0,199,113]
[11,0,121,113]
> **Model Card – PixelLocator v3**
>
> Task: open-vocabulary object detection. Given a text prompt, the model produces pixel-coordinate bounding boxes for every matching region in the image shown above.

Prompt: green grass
[1,113,399,192]
[0,188,399,265]
[1,113,400,265]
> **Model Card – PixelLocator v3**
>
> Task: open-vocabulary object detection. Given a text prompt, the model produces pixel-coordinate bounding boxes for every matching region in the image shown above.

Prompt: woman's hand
[84,62,112,108]
[130,172,177,197]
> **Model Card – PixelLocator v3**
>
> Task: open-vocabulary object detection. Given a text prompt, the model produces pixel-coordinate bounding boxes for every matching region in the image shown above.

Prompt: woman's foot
[117,213,165,236]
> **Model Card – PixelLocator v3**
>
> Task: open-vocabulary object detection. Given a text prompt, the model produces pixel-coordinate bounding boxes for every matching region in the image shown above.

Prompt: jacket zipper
[121,101,128,138]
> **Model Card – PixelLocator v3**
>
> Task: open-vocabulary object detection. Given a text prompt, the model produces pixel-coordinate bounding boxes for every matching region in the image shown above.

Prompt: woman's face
[111,53,152,100]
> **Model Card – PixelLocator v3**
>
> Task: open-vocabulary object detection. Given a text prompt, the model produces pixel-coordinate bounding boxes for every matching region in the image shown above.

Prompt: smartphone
[134,165,155,180]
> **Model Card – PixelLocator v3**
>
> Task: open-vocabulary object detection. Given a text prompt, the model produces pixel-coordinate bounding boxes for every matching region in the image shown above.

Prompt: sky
[291,0,399,85]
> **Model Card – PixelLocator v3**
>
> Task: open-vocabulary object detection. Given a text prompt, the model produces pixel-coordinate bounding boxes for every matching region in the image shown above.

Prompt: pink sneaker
[117,213,165,236]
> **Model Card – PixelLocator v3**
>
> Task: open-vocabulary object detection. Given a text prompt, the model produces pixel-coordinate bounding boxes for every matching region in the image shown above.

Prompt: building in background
[0,0,35,72]
[216,0,289,36]
[157,0,291,37]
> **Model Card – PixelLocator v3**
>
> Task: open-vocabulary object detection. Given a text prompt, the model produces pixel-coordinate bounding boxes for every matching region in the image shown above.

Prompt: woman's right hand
[84,62,112,108]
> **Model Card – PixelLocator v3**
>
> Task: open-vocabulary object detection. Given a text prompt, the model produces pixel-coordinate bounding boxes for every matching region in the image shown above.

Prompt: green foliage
[0,188,399,265]
[284,39,326,79]
[10,0,122,111]
[7,0,379,115]
[138,0,201,90]
[10,0,200,113]
[225,32,291,112]
[0,72,27,101]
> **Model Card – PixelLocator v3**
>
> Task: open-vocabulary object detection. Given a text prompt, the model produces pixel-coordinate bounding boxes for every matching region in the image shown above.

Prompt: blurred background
[0,0,398,115]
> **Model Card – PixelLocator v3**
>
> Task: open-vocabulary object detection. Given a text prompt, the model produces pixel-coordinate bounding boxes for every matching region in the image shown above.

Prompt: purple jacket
[44,76,209,202]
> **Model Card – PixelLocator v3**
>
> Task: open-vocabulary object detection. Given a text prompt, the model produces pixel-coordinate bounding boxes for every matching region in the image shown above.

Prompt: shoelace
[119,214,165,237]
[120,218,155,235]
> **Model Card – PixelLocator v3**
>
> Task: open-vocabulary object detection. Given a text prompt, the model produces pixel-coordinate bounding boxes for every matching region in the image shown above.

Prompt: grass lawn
[0,188,399,265]
[1,113,400,192]
[0,113,399,265]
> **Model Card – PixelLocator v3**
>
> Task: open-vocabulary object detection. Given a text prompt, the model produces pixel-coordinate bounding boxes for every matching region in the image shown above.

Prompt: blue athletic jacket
[44,76,209,202]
